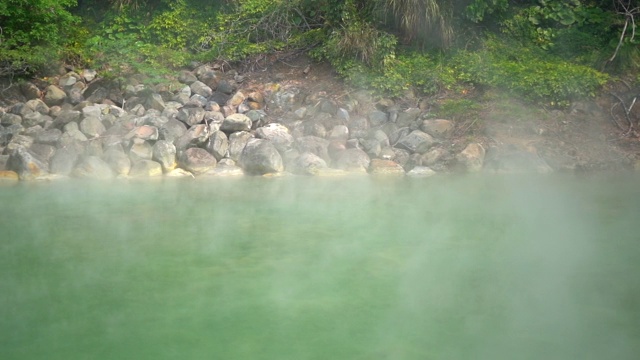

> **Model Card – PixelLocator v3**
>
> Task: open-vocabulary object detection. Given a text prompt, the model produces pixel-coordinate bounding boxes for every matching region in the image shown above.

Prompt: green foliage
[464,0,509,23]
[0,0,79,76]
[145,0,209,50]
[197,0,324,62]
[84,11,190,82]
[452,37,609,106]
[437,98,482,120]
[380,0,453,49]
[501,1,612,55]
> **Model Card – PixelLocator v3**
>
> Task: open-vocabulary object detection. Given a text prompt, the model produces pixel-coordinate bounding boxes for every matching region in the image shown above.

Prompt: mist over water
[1,174,639,360]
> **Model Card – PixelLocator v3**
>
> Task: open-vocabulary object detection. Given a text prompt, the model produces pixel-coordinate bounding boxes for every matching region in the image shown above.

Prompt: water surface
[1,174,639,359]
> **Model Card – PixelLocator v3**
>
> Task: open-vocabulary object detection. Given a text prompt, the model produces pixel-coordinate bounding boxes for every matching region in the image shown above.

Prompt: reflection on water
[1,174,639,359]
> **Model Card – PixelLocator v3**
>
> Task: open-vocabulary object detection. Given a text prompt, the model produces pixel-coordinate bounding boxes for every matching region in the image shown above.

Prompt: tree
[0,0,79,76]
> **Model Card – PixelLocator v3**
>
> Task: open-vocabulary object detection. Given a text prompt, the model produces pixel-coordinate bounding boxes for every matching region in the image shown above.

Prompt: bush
[197,0,323,63]
[0,0,80,76]
[452,37,609,107]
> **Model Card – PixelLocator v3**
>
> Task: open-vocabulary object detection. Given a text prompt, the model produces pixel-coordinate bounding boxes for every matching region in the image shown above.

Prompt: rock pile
[0,65,488,181]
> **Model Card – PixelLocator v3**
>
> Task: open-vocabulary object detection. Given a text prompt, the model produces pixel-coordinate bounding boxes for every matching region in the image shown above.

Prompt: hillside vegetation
[1,0,638,106]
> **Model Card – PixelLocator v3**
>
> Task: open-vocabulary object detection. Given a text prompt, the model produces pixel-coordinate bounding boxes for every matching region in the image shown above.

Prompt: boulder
[369,159,405,175]
[25,99,50,115]
[206,130,229,161]
[240,138,283,175]
[396,130,437,154]
[35,129,62,145]
[328,125,349,143]
[178,147,217,175]
[334,148,370,172]
[79,116,106,138]
[152,140,177,171]
[221,113,252,133]
[126,125,159,141]
[255,123,293,152]
[103,146,132,175]
[72,156,114,179]
[8,146,49,180]
[177,107,205,127]
[129,159,163,177]
[1,113,22,126]
[227,91,246,108]
[295,136,330,163]
[456,143,485,172]
[396,108,421,128]
[174,124,209,151]
[44,85,67,106]
[228,131,253,161]
[50,146,81,176]
[407,166,437,177]
[159,118,187,142]
[421,119,454,139]
[348,115,369,139]
[0,170,19,181]
[292,152,328,175]
[368,110,388,127]
[129,140,153,163]
[190,81,213,98]
[178,70,198,84]
[146,93,166,112]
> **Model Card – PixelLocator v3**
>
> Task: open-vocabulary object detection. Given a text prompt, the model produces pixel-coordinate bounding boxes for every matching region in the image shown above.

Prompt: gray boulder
[190,81,213,98]
[206,130,228,161]
[240,138,283,175]
[178,147,217,174]
[35,129,62,146]
[369,159,405,175]
[292,152,328,175]
[456,143,485,172]
[228,131,253,161]
[129,140,153,163]
[177,107,205,127]
[174,124,209,151]
[129,159,163,177]
[221,113,252,133]
[159,118,187,142]
[79,116,106,138]
[407,166,437,177]
[396,130,437,154]
[1,113,22,126]
[255,123,293,152]
[295,136,330,163]
[72,156,114,179]
[126,125,159,141]
[146,93,166,112]
[50,146,81,175]
[44,85,67,107]
[152,140,177,171]
[421,119,454,139]
[8,146,49,180]
[103,146,132,175]
[334,148,370,172]
[396,108,421,128]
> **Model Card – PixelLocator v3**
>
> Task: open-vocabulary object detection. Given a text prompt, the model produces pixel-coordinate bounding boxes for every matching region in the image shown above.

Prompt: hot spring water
[1,174,639,359]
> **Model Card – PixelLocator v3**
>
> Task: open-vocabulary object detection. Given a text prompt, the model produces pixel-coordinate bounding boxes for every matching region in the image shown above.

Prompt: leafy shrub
[0,0,80,76]
[84,11,190,82]
[197,0,322,62]
[452,37,609,106]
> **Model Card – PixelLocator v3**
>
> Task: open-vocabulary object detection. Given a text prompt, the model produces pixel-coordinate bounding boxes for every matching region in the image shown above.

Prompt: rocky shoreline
[0,63,624,181]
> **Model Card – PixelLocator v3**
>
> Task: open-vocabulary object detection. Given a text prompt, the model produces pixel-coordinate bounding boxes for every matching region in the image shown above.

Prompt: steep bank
[0,56,638,181]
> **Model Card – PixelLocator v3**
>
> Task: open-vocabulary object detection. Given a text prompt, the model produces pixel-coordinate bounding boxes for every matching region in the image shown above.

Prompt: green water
[1,174,639,360]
